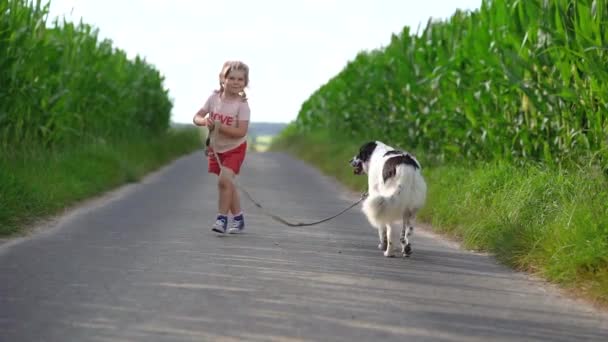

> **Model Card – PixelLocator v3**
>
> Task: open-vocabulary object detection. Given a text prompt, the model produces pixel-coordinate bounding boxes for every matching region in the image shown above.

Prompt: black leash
[238,186,367,227]
[208,127,367,227]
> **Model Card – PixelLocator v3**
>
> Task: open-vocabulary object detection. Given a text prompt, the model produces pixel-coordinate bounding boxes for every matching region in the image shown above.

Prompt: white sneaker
[227,216,245,234]
[211,216,227,234]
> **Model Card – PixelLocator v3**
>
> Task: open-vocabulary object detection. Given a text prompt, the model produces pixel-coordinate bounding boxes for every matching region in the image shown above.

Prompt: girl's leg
[217,168,235,215]
[224,142,246,216]
[211,168,234,233]
[225,169,245,234]
[213,143,246,234]
[230,185,241,215]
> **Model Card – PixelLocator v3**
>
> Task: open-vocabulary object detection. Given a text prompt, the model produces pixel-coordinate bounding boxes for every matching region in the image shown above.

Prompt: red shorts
[207,142,247,175]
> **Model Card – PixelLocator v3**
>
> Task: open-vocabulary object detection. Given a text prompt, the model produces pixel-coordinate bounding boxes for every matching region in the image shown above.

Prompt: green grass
[270,128,608,305]
[0,127,203,236]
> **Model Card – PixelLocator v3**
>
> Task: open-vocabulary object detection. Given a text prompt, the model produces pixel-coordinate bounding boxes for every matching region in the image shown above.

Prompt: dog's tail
[362,166,426,223]
[362,185,403,222]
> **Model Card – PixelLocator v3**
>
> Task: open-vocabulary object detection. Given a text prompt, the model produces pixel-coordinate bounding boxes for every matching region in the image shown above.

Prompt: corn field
[0,0,172,150]
[295,0,608,167]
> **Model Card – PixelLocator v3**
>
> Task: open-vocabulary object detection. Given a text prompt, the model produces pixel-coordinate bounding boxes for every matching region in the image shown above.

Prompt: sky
[46,0,482,124]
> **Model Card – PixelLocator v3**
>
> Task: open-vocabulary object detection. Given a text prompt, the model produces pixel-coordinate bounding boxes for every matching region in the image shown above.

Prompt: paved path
[1,151,608,342]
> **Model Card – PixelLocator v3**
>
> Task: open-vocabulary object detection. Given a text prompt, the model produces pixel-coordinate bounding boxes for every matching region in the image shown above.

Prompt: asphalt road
[1,151,608,342]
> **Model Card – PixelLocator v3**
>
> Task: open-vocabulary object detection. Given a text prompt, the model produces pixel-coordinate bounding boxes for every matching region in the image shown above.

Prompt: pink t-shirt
[202,91,250,153]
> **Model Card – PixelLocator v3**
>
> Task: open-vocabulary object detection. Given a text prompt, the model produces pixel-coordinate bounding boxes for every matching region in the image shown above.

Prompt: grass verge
[270,128,608,306]
[0,127,203,237]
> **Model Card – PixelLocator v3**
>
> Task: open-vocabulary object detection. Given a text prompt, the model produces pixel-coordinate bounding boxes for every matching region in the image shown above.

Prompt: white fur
[357,141,427,257]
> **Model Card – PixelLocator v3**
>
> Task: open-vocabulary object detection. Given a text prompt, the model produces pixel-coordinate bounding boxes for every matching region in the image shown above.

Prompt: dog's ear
[357,141,377,163]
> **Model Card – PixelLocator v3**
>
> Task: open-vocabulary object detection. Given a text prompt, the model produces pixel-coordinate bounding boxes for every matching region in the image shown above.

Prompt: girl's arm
[193,108,209,126]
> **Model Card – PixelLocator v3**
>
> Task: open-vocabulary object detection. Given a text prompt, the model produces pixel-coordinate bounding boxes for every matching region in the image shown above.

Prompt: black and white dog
[350,141,427,257]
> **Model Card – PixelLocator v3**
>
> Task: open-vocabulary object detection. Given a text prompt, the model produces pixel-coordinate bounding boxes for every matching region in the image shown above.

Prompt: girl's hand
[206,117,216,130]
[193,114,207,126]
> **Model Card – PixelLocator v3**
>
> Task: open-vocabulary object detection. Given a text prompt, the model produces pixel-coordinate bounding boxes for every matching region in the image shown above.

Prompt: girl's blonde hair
[217,60,249,101]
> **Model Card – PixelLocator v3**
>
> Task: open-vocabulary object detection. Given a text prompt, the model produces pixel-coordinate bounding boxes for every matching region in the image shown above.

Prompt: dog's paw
[378,241,387,251]
[402,243,412,257]
[384,249,396,257]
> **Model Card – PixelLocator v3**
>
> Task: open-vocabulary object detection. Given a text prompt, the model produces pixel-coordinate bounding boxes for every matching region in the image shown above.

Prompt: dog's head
[349,141,377,175]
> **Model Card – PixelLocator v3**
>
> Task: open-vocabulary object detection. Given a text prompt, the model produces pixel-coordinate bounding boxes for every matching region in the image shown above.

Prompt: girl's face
[223,69,246,96]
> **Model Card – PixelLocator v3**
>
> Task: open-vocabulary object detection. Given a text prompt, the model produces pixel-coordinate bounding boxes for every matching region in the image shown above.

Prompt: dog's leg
[401,211,414,257]
[384,224,398,257]
[377,225,387,251]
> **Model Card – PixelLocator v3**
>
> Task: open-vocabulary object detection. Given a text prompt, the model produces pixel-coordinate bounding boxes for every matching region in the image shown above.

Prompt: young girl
[193,60,251,234]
